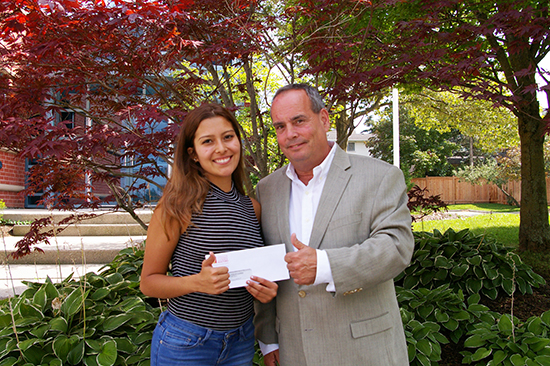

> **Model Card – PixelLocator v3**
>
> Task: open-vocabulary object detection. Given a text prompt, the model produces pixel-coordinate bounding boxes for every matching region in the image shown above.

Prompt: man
[254,84,414,365]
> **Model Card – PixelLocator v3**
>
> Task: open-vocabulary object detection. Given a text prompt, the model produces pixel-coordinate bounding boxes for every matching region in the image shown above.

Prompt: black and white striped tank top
[167,183,264,331]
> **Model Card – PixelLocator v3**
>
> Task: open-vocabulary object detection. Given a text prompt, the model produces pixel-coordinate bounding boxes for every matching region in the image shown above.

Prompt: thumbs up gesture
[284,234,317,285]
[196,252,230,294]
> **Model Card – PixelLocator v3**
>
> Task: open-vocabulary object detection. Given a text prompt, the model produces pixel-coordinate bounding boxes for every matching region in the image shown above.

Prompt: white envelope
[208,244,289,289]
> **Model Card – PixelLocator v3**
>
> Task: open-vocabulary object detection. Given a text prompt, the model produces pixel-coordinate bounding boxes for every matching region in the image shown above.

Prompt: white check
[208,244,289,289]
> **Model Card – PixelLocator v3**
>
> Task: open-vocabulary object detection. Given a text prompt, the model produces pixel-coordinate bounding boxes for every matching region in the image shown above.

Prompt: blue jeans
[151,311,255,366]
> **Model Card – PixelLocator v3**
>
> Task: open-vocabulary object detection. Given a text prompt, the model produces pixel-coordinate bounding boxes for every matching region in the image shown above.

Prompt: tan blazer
[254,146,414,365]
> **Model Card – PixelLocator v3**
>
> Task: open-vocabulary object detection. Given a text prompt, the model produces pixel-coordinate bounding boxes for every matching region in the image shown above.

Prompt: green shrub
[0,245,159,366]
[398,285,497,366]
[396,228,546,300]
[460,310,550,365]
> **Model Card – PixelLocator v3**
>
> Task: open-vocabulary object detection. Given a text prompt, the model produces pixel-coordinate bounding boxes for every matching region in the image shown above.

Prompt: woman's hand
[196,252,231,294]
[246,276,278,303]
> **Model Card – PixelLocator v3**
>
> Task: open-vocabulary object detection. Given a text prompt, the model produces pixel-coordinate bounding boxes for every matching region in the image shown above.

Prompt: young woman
[140,103,278,366]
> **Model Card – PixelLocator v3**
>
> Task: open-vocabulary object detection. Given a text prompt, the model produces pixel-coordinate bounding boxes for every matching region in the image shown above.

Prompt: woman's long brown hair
[157,103,246,238]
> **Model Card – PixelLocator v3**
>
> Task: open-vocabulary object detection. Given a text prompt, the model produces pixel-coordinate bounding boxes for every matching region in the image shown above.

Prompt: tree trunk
[518,105,550,252]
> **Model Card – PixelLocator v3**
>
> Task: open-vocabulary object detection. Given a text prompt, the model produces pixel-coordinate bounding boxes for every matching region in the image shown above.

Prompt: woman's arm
[140,210,230,299]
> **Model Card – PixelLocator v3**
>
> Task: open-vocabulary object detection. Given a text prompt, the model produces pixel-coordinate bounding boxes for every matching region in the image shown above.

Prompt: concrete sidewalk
[0,234,145,299]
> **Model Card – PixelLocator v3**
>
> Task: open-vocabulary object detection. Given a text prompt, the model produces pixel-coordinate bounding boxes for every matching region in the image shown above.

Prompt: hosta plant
[396,228,546,300]
[0,246,160,366]
[460,310,550,365]
[398,285,496,366]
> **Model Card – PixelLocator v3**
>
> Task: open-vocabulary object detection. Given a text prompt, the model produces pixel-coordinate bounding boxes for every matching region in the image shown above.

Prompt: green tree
[406,90,519,156]
[455,158,521,207]
[366,106,462,179]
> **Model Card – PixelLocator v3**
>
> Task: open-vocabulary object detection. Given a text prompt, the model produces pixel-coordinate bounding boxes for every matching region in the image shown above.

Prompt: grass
[447,203,521,212]
[413,213,521,247]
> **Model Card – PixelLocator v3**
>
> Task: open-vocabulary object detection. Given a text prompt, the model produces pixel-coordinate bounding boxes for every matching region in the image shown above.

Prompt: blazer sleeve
[325,164,414,296]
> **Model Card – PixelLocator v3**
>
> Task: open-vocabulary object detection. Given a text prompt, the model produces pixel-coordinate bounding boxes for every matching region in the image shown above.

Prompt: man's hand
[284,234,317,285]
[263,350,280,366]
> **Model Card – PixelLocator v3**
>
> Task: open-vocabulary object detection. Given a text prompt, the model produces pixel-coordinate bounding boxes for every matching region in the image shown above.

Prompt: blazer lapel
[309,147,352,250]
[274,168,293,251]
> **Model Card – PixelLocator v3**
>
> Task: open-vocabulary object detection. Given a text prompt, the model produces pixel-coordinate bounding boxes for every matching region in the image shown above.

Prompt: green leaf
[50,317,68,333]
[403,275,420,289]
[84,355,100,366]
[90,288,110,301]
[510,354,526,366]
[471,347,492,362]
[451,264,469,277]
[0,357,18,366]
[61,288,90,317]
[466,278,483,294]
[434,255,452,269]
[67,340,85,365]
[416,338,433,356]
[527,317,543,335]
[102,313,134,332]
[454,310,470,321]
[467,255,482,266]
[407,343,416,362]
[29,323,49,339]
[44,278,60,300]
[468,293,481,305]
[18,302,44,319]
[33,287,47,310]
[483,286,499,300]
[491,350,506,365]
[97,339,117,366]
[21,345,47,364]
[416,352,432,366]
[498,314,514,336]
[464,334,486,348]
[434,309,450,323]
[534,355,550,365]
[529,338,550,352]
[86,339,102,352]
[443,318,459,331]
[417,304,435,319]
[52,335,72,360]
[114,338,137,354]
[502,278,515,296]
[105,272,124,285]
[18,337,40,351]
[542,310,550,326]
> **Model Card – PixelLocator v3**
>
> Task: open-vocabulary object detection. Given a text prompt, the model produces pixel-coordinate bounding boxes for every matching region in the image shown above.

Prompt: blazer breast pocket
[327,212,362,231]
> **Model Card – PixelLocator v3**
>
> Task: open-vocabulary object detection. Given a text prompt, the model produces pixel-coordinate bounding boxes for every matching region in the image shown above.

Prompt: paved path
[0,234,145,299]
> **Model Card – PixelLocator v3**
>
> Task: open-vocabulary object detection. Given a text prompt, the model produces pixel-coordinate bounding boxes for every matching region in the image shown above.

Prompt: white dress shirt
[286,143,336,291]
[259,143,337,357]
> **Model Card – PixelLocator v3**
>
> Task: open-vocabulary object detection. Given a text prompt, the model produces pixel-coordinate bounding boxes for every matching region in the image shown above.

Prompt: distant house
[0,111,114,209]
[327,130,372,157]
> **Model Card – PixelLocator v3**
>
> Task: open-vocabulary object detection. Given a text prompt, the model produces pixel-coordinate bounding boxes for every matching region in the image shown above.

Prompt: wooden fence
[410,176,550,205]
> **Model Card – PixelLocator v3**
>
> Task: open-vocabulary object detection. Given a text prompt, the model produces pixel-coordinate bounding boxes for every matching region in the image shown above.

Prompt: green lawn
[413,213,521,247]
[446,203,521,212]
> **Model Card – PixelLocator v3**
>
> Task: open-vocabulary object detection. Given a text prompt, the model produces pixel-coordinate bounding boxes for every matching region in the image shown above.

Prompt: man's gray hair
[273,84,326,113]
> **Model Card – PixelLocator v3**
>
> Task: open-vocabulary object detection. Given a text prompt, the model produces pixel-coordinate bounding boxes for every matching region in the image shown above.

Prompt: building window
[347,142,355,152]
[58,111,75,129]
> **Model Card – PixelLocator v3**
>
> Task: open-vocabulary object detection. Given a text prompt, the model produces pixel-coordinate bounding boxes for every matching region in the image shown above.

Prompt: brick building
[0,111,114,208]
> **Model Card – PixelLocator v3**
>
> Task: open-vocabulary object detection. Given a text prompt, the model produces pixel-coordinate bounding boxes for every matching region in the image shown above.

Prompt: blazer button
[298,290,306,298]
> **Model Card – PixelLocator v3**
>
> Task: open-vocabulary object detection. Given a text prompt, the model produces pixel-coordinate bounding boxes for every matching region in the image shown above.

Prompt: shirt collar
[286,142,337,184]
